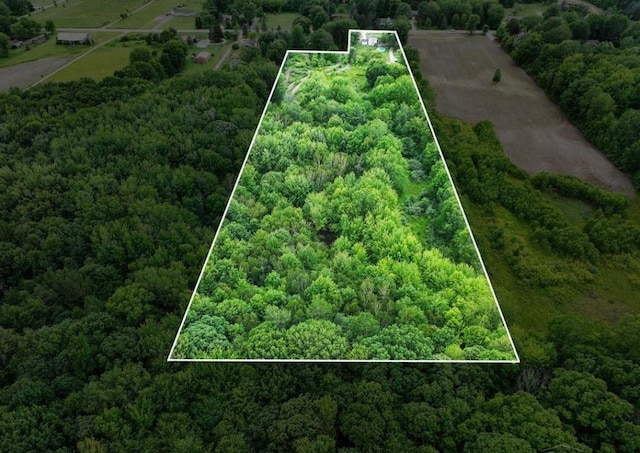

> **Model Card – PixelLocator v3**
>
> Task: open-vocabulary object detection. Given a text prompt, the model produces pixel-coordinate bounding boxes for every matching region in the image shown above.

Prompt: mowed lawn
[264,12,301,31]
[0,31,120,68]
[113,0,202,30]
[165,15,198,30]
[48,40,135,82]
[0,37,82,68]
[31,0,149,28]
[182,41,232,75]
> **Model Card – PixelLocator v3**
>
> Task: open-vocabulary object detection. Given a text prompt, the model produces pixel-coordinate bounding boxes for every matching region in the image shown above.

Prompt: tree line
[497,3,640,188]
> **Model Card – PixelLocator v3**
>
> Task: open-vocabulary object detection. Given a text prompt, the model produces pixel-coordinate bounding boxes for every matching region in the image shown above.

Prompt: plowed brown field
[408,30,635,196]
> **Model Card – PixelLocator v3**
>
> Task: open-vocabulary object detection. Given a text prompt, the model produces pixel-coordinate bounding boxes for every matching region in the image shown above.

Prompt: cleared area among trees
[408,29,634,196]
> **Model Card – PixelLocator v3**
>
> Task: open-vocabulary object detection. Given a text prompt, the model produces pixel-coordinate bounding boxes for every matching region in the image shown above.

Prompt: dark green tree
[159,39,188,76]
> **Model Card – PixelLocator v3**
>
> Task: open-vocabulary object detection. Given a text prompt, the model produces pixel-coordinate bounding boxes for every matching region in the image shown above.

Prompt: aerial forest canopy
[172,37,516,361]
[1,2,640,450]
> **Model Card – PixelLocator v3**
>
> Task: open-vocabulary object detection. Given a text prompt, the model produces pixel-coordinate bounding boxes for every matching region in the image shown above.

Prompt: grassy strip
[0,31,121,68]
[112,0,203,30]
[31,0,147,28]
[264,12,301,31]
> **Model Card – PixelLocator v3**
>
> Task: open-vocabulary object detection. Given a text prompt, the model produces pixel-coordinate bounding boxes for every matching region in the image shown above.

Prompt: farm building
[57,32,93,45]
[378,17,393,27]
[195,51,211,63]
[10,40,22,48]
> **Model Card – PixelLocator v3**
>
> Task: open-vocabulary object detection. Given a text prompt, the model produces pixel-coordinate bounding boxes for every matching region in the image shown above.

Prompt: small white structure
[360,34,378,46]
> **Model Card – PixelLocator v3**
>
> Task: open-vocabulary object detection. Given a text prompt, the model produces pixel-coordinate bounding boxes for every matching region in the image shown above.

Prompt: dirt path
[408,30,635,196]
[0,56,71,91]
[289,70,311,96]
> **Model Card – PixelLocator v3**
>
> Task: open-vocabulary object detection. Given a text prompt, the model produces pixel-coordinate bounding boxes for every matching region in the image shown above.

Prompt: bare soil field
[408,30,635,196]
[0,56,71,91]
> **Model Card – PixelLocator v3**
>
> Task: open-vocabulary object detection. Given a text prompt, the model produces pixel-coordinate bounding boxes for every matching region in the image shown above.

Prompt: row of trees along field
[0,4,639,451]
[173,47,516,360]
[497,2,640,188]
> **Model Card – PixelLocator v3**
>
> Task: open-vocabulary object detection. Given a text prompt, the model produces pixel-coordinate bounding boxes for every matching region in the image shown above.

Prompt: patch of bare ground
[0,56,71,91]
[408,30,635,196]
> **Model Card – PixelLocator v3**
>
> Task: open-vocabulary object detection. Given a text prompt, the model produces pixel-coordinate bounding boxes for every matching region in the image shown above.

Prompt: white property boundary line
[168,29,520,364]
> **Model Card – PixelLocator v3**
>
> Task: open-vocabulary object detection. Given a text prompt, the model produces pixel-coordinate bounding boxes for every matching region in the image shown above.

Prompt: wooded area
[1,0,640,451]
[172,43,516,361]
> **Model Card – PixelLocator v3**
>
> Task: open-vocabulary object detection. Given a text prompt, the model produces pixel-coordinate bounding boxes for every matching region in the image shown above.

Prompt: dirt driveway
[0,56,71,91]
[408,30,635,196]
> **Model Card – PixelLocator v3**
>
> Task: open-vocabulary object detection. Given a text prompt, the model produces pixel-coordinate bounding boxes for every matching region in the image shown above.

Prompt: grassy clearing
[0,31,120,68]
[48,37,133,82]
[0,36,78,68]
[504,1,546,18]
[48,47,130,82]
[165,15,198,30]
[30,0,148,28]
[548,196,593,229]
[462,189,640,334]
[182,41,232,75]
[113,0,202,30]
[264,12,300,31]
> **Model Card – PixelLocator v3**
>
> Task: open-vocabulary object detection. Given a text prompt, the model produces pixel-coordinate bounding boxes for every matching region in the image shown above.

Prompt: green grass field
[30,0,150,28]
[48,36,134,82]
[112,0,202,30]
[464,192,640,334]
[0,36,78,68]
[48,46,130,82]
[165,15,198,30]
[182,41,232,75]
[264,12,301,31]
[1,31,121,68]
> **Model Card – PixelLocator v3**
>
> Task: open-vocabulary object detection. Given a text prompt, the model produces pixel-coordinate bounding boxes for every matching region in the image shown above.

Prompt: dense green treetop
[0,7,639,451]
[173,41,516,360]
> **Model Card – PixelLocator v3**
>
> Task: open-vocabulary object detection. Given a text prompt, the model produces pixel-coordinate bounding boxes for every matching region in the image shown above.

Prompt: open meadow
[29,0,149,27]
[264,12,301,31]
[111,0,203,30]
[408,29,635,196]
[48,40,132,82]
